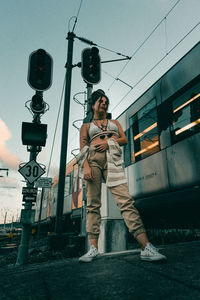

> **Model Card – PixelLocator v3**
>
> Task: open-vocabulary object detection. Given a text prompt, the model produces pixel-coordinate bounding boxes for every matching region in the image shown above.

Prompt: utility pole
[54,32,75,241]
[86,83,93,114]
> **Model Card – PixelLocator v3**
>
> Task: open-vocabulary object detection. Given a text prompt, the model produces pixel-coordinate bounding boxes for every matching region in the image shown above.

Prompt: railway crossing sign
[18,160,45,184]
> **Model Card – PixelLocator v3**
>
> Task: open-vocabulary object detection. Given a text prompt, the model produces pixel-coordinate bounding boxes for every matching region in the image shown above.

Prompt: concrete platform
[0,240,200,300]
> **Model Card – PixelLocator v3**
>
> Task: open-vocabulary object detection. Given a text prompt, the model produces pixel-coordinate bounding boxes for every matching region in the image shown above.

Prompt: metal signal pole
[16,147,37,265]
[86,83,93,114]
[16,49,52,265]
[55,32,75,237]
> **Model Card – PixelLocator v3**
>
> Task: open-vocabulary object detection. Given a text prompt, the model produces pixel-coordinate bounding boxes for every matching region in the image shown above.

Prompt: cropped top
[88,120,119,142]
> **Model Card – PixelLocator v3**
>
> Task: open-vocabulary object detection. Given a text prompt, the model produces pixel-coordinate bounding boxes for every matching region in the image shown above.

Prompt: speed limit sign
[18,160,45,184]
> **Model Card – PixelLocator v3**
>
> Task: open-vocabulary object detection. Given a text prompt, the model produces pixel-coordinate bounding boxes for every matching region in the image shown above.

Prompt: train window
[130,98,160,163]
[170,83,200,143]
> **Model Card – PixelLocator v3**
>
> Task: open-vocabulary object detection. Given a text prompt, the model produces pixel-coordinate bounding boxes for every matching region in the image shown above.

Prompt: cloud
[0,119,21,170]
[0,175,23,223]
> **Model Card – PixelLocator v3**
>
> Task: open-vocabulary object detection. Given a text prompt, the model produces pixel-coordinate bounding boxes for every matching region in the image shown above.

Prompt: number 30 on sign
[18,160,45,184]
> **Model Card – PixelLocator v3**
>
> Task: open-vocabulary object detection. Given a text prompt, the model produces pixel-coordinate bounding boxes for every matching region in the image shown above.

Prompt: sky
[0,0,199,224]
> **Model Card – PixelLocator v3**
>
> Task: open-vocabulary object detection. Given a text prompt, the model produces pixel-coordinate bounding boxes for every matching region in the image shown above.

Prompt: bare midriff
[90,133,119,146]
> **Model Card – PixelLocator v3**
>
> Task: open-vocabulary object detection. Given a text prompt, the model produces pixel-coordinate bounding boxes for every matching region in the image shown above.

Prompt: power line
[48,0,188,169]
[68,131,79,149]
[47,88,85,174]
[76,36,130,59]
[66,0,186,161]
[48,0,84,175]
[47,75,66,176]
[110,21,200,115]
[95,44,130,58]
[106,0,182,92]
[71,0,84,33]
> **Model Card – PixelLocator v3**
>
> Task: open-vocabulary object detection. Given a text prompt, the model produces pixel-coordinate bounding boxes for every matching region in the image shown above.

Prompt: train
[34,41,200,234]
[34,158,83,233]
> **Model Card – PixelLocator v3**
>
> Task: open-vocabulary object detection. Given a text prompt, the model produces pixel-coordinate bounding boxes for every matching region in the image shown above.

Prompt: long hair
[83,89,111,123]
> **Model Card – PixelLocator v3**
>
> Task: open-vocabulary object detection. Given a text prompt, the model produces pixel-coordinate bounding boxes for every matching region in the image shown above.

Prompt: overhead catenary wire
[48,0,84,176]
[66,0,187,163]
[71,0,84,33]
[106,0,182,93]
[47,75,66,177]
[94,44,131,58]
[48,0,196,169]
[110,20,200,115]
[76,36,131,59]
[47,87,85,175]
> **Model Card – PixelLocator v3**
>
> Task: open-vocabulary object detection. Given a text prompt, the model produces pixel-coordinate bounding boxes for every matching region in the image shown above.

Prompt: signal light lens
[27,49,53,91]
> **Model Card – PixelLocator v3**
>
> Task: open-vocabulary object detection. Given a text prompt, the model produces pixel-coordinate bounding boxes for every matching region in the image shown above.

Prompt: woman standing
[77,89,166,263]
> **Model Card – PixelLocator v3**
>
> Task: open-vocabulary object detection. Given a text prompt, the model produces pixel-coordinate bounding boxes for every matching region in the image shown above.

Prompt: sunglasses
[99,133,113,139]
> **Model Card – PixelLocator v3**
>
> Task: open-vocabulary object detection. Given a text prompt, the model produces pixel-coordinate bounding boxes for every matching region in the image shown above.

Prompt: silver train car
[118,42,200,227]
[34,158,83,231]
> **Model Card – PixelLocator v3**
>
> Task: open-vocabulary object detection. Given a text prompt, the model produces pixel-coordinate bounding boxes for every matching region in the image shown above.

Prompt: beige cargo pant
[86,150,146,241]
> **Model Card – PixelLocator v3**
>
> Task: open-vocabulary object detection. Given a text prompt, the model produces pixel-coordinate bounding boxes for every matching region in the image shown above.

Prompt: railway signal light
[30,93,46,113]
[28,49,53,91]
[81,47,101,84]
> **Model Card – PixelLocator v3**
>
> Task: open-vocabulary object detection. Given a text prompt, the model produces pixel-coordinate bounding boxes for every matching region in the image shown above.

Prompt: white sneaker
[140,243,166,262]
[79,245,99,263]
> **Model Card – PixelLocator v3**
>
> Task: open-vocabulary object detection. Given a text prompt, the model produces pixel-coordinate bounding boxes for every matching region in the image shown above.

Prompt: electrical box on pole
[21,122,47,146]
[81,47,101,84]
[28,49,53,91]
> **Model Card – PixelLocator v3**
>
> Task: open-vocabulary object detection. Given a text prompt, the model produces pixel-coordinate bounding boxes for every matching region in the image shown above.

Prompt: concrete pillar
[98,183,128,253]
